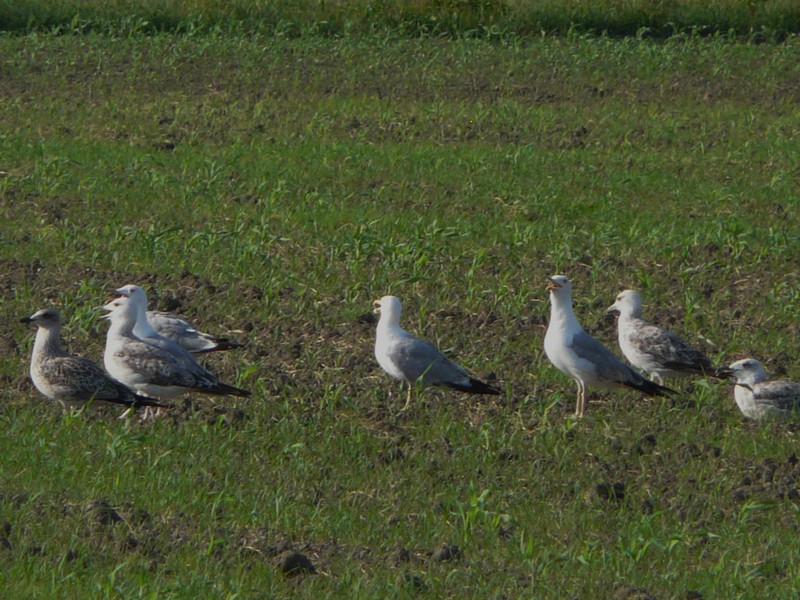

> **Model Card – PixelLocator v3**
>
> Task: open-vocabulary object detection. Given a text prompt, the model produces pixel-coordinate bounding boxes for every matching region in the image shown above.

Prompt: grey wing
[148,311,207,345]
[148,311,193,339]
[49,356,130,401]
[116,339,217,389]
[632,323,711,370]
[388,336,470,386]
[753,381,800,412]
[572,331,642,383]
[148,311,233,353]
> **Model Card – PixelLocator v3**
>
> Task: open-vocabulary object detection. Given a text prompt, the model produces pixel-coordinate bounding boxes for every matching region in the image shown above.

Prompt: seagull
[373,295,501,409]
[102,295,251,401]
[114,284,243,354]
[606,289,729,385]
[728,358,800,420]
[543,275,674,417]
[20,308,166,413]
[146,311,243,353]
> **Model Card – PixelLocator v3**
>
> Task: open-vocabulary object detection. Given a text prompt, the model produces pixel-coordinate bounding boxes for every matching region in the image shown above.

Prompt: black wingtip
[628,378,677,398]
[192,338,245,354]
[447,378,502,396]
[661,358,730,380]
[216,383,251,397]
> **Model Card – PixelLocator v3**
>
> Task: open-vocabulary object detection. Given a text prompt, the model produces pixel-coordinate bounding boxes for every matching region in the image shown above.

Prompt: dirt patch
[278,551,316,576]
[430,543,461,562]
[732,453,800,503]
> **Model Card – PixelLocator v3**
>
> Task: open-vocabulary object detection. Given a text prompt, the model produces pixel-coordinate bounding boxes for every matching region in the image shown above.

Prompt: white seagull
[373,295,501,409]
[606,289,728,385]
[21,308,165,413]
[544,275,674,417]
[728,358,800,420]
[115,284,243,354]
[102,295,250,401]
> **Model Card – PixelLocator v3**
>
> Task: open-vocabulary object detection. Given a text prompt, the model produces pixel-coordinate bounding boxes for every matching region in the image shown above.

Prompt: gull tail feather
[446,377,502,396]
[110,381,170,409]
[192,338,245,354]
[663,360,730,380]
[205,382,252,397]
[97,392,169,410]
[625,376,676,398]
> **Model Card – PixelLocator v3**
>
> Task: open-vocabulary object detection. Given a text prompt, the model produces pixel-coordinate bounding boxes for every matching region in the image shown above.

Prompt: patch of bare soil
[167,397,248,427]
[732,452,800,503]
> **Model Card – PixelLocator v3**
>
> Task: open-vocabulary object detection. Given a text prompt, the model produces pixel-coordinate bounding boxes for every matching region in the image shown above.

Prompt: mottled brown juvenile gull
[544,275,674,417]
[115,284,243,354]
[102,295,250,401]
[606,289,729,385]
[21,308,165,412]
[373,295,500,409]
[728,358,800,420]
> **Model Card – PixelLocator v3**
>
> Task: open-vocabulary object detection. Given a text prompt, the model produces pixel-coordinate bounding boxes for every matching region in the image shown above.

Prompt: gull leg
[140,406,161,421]
[575,381,586,417]
[401,384,413,412]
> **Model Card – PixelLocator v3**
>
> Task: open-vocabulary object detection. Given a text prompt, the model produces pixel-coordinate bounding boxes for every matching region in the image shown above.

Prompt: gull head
[115,284,149,310]
[111,285,152,329]
[373,295,402,324]
[20,308,62,329]
[101,294,137,324]
[607,289,642,318]
[547,275,571,296]
[728,358,768,386]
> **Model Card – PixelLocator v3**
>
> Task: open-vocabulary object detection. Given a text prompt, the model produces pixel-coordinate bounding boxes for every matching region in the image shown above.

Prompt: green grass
[1,0,800,38]
[1,27,800,598]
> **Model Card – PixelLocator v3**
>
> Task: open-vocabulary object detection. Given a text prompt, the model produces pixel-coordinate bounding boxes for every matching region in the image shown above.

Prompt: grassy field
[1,14,800,599]
[2,0,800,38]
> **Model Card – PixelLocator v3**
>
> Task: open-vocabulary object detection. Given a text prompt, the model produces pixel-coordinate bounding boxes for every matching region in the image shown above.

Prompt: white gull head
[728,358,769,386]
[607,289,643,318]
[102,294,138,332]
[373,295,403,328]
[115,284,158,338]
[547,274,571,296]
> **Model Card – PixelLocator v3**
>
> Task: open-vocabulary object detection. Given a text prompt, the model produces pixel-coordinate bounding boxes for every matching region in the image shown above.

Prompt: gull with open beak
[102,294,250,402]
[544,275,674,417]
[373,295,501,410]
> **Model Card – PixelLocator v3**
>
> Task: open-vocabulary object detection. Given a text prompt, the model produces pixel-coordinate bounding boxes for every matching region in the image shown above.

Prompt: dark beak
[19,316,33,324]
